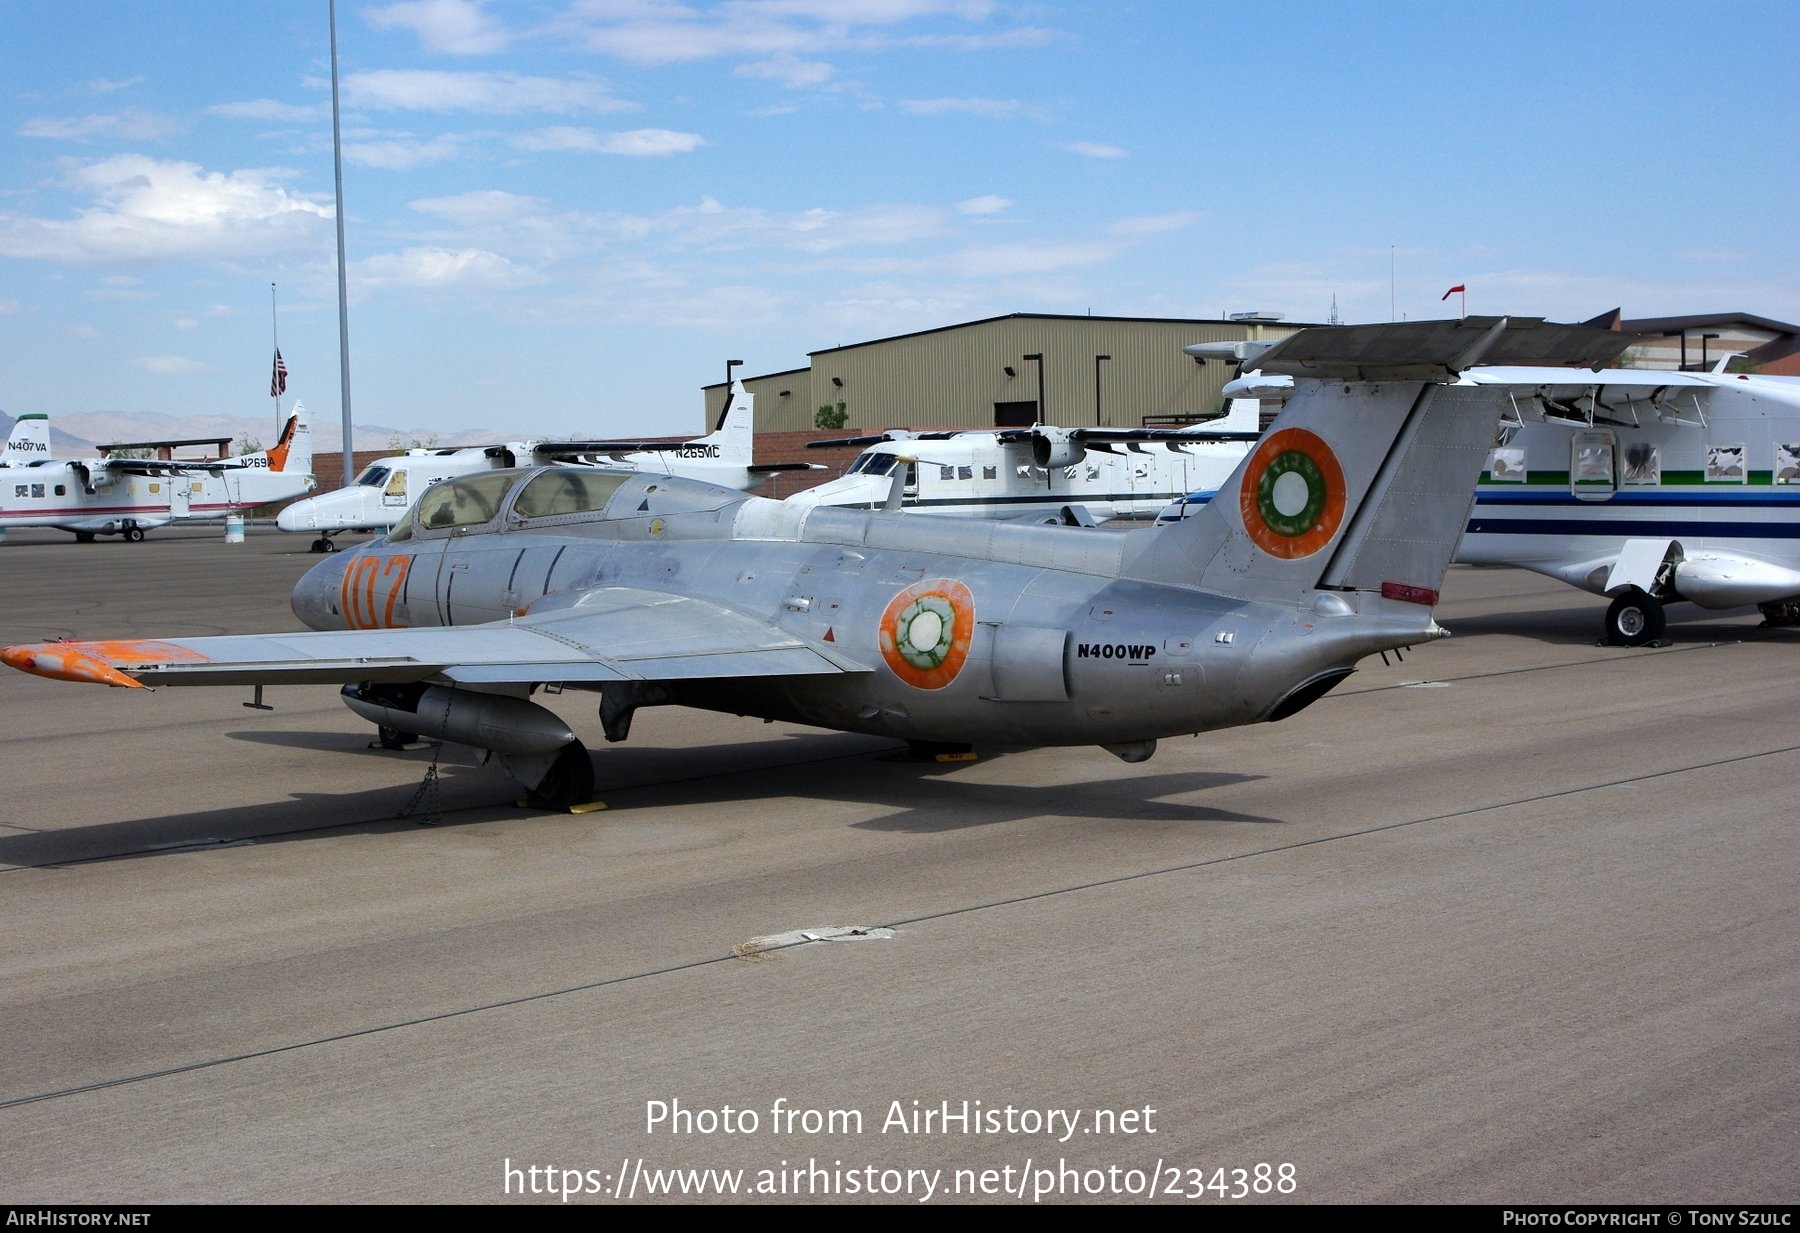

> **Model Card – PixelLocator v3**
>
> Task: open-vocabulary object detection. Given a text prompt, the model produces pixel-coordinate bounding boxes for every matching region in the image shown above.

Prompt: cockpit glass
[355,466,390,487]
[850,453,898,477]
[512,469,630,519]
[412,470,518,531]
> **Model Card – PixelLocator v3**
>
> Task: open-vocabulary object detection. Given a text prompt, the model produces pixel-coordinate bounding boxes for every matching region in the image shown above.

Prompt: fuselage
[2,457,311,536]
[790,435,1252,523]
[1457,371,1800,606]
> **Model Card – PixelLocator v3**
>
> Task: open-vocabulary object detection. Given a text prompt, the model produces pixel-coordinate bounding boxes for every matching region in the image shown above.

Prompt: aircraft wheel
[526,741,595,811]
[377,725,418,750]
[321,537,338,553]
[123,525,146,543]
[1604,589,1665,646]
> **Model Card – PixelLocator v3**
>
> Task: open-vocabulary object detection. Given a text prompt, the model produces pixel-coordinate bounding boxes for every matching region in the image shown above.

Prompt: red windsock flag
[1441,284,1466,300]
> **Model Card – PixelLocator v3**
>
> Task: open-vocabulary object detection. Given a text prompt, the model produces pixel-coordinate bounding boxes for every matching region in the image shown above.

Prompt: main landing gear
[1604,587,1666,647]
[309,535,339,553]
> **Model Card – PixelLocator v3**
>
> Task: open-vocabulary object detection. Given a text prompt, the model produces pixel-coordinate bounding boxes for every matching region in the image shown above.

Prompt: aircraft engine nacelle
[339,683,575,755]
[1030,427,1082,469]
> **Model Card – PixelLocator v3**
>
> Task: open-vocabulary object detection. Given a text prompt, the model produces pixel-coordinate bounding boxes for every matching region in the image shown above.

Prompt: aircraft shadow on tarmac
[0,729,1276,869]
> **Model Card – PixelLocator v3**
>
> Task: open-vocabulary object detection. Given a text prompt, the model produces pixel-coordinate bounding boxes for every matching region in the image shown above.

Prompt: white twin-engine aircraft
[1164,358,1800,645]
[276,384,818,552]
[1,405,315,542]
[789,397,1264,525]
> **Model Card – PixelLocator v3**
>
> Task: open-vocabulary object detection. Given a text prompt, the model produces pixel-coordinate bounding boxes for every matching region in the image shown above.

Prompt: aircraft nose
[277,501,313,531]
[290,549,351,630]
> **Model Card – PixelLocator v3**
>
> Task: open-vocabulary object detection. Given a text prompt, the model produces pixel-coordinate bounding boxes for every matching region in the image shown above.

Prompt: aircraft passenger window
[55,485,66,496]
[983,466,996,480]
[13,485,24,498]
[513,469,629,519]
[958,466,972,480]
[940,465,954,481]
[31,484,44,498]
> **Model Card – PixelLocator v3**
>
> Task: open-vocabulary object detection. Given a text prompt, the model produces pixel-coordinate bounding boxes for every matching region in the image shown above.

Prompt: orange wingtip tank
[0,639,209,688]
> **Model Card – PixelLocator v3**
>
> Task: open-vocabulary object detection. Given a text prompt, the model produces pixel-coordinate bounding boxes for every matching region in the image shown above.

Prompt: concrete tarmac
[0,526,1794,1204]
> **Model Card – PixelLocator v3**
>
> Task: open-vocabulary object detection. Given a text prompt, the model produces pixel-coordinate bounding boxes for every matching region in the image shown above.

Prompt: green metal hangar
[703,311,1314,434]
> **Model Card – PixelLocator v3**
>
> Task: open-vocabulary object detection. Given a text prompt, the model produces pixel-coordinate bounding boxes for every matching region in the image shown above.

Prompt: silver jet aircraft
[2,319,1627,809]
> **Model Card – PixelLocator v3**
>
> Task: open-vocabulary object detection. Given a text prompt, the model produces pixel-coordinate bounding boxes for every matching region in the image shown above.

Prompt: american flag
[270,349,288,397]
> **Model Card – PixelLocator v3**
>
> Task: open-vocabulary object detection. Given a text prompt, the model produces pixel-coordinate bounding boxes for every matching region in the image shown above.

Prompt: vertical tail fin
[3,413,53,465]
[1125,318,1634,606]
[702,382,754,467]
[265,401,313,474]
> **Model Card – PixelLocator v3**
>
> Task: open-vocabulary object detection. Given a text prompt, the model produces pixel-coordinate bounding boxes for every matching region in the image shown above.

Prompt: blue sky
[2,0,1794,440]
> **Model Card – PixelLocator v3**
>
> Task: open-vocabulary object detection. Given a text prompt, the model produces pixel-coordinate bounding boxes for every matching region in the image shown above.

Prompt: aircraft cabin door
[1571,429,1617,502]
[170,480,191,518]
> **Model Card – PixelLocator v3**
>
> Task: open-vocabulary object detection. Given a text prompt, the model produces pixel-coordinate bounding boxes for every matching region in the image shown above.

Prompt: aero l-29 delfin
[276,385,817,552]
[2,319,1628,809]
[0,404,314,542]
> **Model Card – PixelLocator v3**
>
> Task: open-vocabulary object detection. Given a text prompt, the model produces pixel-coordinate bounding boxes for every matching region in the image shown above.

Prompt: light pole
[1094,354,1111,426]
[1663,330,1688,371]
[1023,353,1045,423]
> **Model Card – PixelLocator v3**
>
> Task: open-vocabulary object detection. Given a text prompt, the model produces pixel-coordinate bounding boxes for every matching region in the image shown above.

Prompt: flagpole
[330,0,355,491]
[270,282,281,425]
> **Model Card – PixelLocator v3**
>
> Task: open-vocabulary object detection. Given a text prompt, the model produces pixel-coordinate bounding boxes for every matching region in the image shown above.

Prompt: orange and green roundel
[879,578,975,690]
[1238,427,1347,559]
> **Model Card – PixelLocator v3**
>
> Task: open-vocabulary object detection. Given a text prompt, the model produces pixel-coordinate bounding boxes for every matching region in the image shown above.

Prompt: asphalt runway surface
[0,525,1793,1205]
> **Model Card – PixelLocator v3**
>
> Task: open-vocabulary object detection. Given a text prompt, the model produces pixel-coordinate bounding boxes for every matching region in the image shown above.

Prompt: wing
[2,587,872,689]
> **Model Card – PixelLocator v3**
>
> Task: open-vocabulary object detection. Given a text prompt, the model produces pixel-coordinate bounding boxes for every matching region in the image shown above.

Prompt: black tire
[123,525,146,543]
[1604,589,1665,646]
[321,537,338,553]
[377,725,417,750]
[526,742,595,811]
[311,538,328,553]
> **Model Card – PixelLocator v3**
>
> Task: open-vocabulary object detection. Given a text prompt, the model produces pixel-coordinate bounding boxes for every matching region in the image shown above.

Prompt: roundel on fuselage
[1238,428,1346,559]
[879,578,975,690]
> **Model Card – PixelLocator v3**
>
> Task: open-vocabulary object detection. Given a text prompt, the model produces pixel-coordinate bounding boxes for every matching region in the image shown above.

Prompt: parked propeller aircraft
[277,384,817,551]
[790,397,1263,524]
[1,318,1630,810]
[1162,359,1800,646]
[0,404,315,542]
[3,413,53,466]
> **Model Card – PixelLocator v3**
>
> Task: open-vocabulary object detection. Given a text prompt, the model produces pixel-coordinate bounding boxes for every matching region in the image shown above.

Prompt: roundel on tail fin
[1238,428,1346,559]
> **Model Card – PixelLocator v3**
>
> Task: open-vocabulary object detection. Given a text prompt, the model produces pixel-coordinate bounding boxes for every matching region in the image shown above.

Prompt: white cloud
[955,195,1012,215]
[344,133,466,170]
[88,76,144,94]
[353,246,547,292]
[366,0,513,54]
[1063,141,1126,159]
[141,355,207,374]
[18,111,179,141]
[556,0,1048,65]
[735,54,835,88]
[0,299,20,317]
[411,190,551,227]
[899,97,1040,120]
[344,69,633,115]
[209,99,327,124]
[1108,211,1202,238]
[513,126,705,156]
[0,155,332,266]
